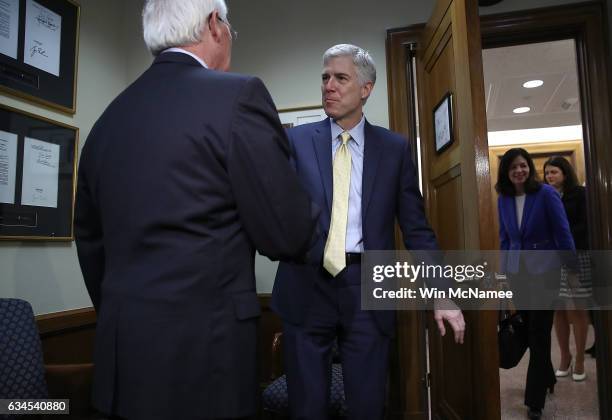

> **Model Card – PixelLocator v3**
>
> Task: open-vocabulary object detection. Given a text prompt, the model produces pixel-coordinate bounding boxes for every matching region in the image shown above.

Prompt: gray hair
[323,44,376,86]
[143,0,229,56]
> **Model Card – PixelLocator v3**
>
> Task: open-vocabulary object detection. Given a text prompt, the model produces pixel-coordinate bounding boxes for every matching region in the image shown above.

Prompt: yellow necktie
[323,131,352,277]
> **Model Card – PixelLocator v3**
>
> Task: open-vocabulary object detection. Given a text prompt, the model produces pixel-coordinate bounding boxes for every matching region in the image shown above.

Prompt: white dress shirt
[162,47,208,68]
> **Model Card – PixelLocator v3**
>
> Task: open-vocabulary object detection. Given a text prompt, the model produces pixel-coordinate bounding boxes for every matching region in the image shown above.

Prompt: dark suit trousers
[510,263,557,410]
[519,310,556,410]
[282,264,390,420]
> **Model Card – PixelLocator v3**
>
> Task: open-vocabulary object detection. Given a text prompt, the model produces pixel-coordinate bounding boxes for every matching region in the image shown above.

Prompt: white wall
[227,0,435,128]
[227,0,590,123]
[1,0,598,313]
[0,0,132,315]
[123,0,152,84]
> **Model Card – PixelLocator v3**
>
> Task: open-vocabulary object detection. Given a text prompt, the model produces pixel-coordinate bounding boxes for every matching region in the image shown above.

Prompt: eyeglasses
[213,14,238,40]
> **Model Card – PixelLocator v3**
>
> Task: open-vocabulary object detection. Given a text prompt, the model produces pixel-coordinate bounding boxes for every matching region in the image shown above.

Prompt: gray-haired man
[272,44,465,419]
[75,1,316,418]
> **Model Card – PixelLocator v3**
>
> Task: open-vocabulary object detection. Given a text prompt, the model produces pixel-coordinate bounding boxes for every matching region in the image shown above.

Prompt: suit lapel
[311,119,333,214]
[362,121,382,218]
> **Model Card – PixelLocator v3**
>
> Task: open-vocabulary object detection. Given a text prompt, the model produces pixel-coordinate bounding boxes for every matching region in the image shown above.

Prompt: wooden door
[416,0,499,418]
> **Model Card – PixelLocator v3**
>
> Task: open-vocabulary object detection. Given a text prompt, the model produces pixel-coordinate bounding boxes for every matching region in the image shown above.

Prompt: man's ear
[208,10,223,43]
[361,81,374,100]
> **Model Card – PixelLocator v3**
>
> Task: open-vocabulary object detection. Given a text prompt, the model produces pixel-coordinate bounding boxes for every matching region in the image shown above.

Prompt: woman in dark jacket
[544,156,591,382]
[497,148,576,420]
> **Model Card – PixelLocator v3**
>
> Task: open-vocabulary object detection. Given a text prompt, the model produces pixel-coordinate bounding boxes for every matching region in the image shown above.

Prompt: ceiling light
[513,107,531,114]
[523,80,544,88]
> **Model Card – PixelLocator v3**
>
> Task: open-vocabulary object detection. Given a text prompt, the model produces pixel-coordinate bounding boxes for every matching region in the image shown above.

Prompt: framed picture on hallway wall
[0,0,80,114]
[278,105,326,129]
[433,92,454,154]
[0,104,79,240]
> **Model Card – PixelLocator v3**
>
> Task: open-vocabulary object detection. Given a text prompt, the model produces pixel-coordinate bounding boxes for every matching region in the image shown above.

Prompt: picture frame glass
[0,104,78,240]
[0,0,80,113]
[433,93,453,153]
[278,106,326,128]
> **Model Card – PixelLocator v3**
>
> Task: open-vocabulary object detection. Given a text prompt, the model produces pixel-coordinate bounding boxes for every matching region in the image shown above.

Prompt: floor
[499,323,599,419]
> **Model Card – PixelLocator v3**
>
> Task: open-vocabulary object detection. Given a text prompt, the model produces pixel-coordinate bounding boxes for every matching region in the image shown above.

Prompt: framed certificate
[278,105,326,129]
[0,104,78,240]
[433,92,454,154]
[0,0,80,114]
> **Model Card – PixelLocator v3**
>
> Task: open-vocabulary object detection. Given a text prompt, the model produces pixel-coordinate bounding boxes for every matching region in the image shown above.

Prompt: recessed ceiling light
[523,80,544,88]
[513,107,531,114]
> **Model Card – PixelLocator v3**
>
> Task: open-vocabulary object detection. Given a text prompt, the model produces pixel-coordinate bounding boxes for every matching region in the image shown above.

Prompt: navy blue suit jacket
[498,183,575,274]
[75,53,316,419]
[272,118,438,335]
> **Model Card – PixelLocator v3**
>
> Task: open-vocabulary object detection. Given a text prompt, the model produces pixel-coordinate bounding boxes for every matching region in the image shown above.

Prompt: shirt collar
[162,47,209,68]
[330,115,365,147]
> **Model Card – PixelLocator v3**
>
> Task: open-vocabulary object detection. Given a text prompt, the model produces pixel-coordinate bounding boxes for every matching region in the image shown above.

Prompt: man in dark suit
[74,1,317,419]
[272,44,465,420]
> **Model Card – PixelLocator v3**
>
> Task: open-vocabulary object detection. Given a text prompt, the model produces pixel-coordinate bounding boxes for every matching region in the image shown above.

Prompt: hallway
[500,325,598,419]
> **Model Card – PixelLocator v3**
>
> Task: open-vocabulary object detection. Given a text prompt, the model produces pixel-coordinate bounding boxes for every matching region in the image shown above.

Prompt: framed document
[0,104,78,240]
[278,105,326,129]
[433,92,454,154]
[0,0,80,114]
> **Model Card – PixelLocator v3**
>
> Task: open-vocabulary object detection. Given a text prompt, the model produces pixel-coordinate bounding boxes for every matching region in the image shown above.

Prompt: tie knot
[340,131,351,145]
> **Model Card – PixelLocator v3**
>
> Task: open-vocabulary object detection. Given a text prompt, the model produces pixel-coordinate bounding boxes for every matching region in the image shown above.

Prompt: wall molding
[36,307,97,336]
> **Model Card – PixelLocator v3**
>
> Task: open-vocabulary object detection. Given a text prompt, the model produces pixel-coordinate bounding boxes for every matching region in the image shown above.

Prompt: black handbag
[498,309,528,369]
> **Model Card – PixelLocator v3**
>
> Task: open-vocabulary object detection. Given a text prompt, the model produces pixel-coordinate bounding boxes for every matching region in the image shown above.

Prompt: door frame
[386,24,429,420]
[386,2,612,419]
